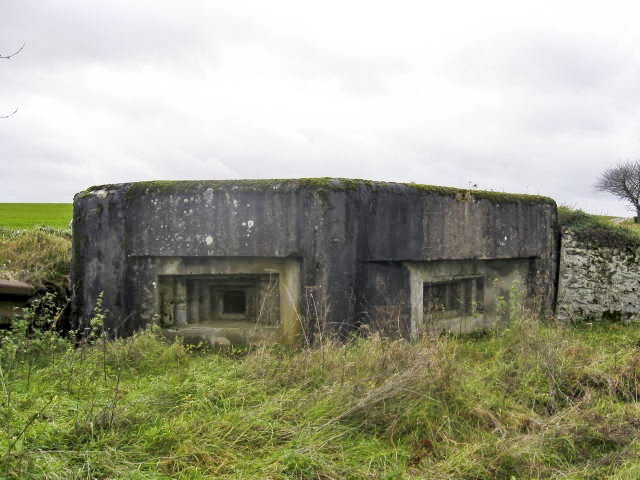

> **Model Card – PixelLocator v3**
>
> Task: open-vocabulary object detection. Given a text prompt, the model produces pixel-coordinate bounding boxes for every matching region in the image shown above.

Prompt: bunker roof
[78,178,556,206]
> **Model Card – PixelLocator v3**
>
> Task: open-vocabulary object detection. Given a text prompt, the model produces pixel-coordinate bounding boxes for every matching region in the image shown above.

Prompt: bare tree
[0,107,18,119]
[1,43,25,118]
[1,42,24,60]
[596,161,640,221]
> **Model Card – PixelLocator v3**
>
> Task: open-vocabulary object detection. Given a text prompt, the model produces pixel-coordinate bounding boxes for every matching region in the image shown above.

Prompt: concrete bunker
[71,178,558,344]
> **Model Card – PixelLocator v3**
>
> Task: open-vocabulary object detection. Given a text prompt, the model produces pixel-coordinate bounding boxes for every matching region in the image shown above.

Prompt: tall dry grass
[0,227,70,293]
[2,311,640,478]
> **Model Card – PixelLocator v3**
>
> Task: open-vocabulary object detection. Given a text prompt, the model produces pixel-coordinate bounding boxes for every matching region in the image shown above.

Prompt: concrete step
[163,321,280,346]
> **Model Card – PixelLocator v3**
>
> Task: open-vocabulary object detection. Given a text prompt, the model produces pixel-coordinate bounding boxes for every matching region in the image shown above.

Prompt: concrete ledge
[0,279,34,325]
[0,279,34,297]
[163,322,281,346]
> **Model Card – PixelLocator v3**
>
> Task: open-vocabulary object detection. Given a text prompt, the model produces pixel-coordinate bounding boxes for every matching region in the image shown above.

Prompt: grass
[0,204,72,230]
[2,307,640,479]
[0,228,71,293]
[558,206,640,248]
[2,204,639,477]
[618,218,640,237]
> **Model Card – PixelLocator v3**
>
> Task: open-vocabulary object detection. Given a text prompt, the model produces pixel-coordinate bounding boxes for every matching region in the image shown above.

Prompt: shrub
[557,206,640,249]
[0,228,71,295]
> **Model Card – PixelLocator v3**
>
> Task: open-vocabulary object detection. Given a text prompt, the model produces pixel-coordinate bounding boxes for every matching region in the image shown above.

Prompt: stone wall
[556,229,640,322]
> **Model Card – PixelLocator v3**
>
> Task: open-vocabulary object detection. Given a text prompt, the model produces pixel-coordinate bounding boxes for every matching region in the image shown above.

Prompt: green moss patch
[84,178,555,207]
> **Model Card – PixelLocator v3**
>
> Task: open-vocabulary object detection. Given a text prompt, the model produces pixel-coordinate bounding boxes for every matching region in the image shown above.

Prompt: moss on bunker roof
[84,178,555,205]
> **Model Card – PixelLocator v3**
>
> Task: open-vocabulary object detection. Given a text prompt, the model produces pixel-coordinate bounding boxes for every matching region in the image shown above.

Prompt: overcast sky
[2,1,640,215]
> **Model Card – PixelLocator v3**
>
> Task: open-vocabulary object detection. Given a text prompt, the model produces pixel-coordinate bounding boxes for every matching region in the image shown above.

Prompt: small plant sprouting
[87,292,106,342]
[494,278,525,325]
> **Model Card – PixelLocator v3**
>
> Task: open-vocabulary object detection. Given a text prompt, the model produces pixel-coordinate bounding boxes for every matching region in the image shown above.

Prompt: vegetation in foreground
[1,301,640,479]
[558,206,640,248]
[0,228,70,298]
[618,217,640,237]
[0,204,72,230]
[1,215,639,478]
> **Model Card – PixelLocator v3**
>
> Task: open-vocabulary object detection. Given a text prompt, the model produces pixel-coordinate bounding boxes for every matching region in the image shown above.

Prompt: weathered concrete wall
[557,229,640,322]
[358,186,558,334]
[71,179,558,342]
[71,188,128,334]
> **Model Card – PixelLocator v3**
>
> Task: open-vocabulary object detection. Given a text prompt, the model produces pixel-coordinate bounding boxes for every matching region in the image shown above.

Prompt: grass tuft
[0,228,71,294]
[558,206,640,248]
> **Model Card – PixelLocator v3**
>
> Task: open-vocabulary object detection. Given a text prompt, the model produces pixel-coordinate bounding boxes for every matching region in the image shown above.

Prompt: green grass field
[0,203,72,229]
[2,314,640,479]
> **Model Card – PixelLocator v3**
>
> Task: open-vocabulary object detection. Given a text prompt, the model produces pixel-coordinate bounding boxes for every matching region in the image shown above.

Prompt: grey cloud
[514,94,617,136]
[0,1,249,68]
[280,42,412,94]
[441,29,640,148]
[502,35,622,92]
[452,31,626,92]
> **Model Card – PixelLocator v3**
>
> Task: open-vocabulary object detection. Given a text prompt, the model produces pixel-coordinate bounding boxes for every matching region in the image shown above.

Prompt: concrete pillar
[159,276,176,326]
[190,281,200,323]
[175,279,187,326]
[200,283,211,322]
